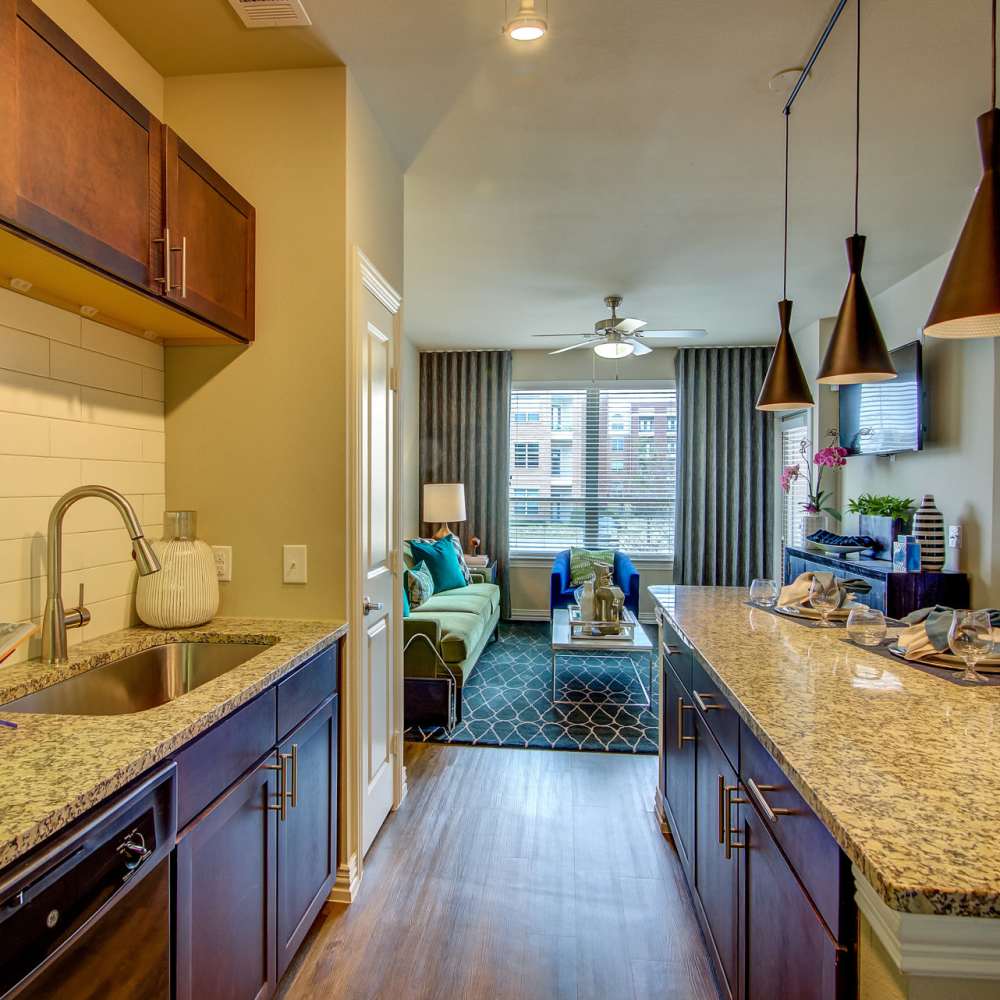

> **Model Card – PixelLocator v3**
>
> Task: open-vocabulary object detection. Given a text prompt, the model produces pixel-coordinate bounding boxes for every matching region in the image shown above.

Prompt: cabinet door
[277,695,339,979]
[163,127,255,341]
[175,759,279,1000]
[662,665,696,871]
[0,0,162,291]
[741,800,843,1000]
[694,717,739,999]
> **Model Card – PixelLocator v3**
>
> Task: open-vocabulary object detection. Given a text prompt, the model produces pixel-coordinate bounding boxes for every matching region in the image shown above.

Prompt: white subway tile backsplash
[0,288,80,345]
[61,494,146,534]
[82,319,163,371]
[51,421,143,462]
[80,460,164,495]
[0,369,81,420]
[0,324,49,377]
[51,342,143,397]
[0,498,56,540]
[144,494,166,528]
[140,367,164,401]
[139,431,166,463]
[0,455,81,498]
[80,386,163,431]
[0,412,50,456]
[0,536,43,584]
[61,561,137,606]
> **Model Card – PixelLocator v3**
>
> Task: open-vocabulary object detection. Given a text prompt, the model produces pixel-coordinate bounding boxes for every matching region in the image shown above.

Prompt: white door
[360,284,397,856]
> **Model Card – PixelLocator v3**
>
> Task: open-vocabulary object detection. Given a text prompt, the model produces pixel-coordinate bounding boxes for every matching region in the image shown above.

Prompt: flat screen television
[838,341,925,456]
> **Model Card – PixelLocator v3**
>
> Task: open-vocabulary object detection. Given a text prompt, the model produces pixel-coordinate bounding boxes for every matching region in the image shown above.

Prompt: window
[514,411,541,424]
[509,385,677,557]
[780,416,810,549]
[514,442,539,468]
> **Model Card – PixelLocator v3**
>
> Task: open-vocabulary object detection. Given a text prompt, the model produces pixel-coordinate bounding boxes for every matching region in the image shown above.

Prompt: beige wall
[792,254,1000,604]
[508,347,676,620]
[0,290,165,664]
[164,68,350,620]
[401,338,420,538]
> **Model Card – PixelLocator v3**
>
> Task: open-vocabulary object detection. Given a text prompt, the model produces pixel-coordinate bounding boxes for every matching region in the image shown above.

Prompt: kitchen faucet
[42,486,161,663]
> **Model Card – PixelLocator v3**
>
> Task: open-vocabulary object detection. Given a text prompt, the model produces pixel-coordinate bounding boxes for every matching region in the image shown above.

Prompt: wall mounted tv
[838,341,925,456]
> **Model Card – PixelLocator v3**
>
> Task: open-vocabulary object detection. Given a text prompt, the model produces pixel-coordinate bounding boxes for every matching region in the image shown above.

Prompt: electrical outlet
[212,545,232,582]
[283,545,307,584]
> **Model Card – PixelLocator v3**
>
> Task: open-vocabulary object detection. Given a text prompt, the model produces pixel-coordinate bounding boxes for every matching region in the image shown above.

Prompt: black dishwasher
[0,762,176,999]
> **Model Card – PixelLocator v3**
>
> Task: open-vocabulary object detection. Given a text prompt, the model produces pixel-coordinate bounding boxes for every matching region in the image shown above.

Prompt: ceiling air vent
[227,0,311,28]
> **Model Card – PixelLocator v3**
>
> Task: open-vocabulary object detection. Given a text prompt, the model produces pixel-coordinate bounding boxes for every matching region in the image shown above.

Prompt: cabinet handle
[676,697,695,750]
[263,752,289,822]
[693,690,723,713]
[288,743,298,808]
[724,784,749,859]
[153,227,171,291]
[176,235,187,298]
[717,775,726,844]
[746,777,795,823]
[664,644,682,655]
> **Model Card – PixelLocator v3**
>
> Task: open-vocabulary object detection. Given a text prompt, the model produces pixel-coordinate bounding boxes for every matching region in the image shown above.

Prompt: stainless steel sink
[2,642,272,716]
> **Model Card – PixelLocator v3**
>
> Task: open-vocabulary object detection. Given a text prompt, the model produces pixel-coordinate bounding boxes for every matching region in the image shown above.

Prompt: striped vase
[912,494,945,572]
[136,511,219,628]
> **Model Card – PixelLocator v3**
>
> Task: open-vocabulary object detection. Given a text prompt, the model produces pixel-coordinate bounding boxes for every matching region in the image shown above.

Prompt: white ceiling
[99,0,994,351]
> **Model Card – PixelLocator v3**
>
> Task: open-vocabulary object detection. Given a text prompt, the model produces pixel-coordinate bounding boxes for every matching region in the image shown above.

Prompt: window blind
[780,420,810,548]
[509,385,677,557]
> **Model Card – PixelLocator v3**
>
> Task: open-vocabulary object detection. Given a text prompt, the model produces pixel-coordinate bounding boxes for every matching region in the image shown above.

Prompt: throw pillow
[406,533,472,584]
[404,561,435,609]
[402,582,411,618]
[570,547,615,586]
[409,537,468,593]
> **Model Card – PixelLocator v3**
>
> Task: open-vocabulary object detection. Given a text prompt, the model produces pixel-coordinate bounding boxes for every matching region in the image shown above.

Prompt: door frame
[334,247,405,904]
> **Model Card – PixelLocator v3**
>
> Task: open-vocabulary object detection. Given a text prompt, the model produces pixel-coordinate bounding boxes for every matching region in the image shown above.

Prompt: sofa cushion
[463,582,500,614]
[418,591,493,617]
[570,547,615,586]
[409,537,468,593]
[408,610,485,664]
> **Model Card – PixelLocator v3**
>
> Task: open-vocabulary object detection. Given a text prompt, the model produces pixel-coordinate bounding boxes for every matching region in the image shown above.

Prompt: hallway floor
[278,743,718,1000]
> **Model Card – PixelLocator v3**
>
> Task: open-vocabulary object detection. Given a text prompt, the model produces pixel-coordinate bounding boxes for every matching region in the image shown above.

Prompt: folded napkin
[898,606,1000,661]
[777,571,872,608]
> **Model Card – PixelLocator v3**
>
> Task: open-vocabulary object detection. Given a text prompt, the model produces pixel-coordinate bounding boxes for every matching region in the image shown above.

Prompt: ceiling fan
[532,295,707,358]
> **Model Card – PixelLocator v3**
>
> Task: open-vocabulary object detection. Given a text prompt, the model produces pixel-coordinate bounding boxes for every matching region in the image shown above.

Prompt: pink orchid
[780,431,845,521]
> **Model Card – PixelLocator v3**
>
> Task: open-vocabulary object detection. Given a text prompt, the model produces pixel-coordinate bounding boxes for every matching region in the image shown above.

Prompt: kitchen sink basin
[2,641,272,716]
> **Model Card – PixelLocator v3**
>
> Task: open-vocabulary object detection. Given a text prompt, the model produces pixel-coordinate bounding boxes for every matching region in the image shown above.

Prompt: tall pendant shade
[925,109,1000,338]
[817,234,896,384]
[756,299,814,410]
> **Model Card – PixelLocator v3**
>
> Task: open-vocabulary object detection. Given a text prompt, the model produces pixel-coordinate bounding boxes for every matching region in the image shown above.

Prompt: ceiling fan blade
[624,338,652,356]
[548,341,594,355]
[640,329,708,339]
[531,333,592,338]
[613,317,646,335]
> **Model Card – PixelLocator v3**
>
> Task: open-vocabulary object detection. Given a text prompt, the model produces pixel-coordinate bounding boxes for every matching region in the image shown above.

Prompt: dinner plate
[887,644,1000,672]
[773,603,859,622]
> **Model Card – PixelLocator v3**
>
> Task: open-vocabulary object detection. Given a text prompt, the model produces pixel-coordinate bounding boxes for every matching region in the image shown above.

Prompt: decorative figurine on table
[593,563,625,635]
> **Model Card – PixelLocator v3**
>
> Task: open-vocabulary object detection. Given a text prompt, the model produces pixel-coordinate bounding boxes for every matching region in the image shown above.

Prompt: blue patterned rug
[405,622,658,754]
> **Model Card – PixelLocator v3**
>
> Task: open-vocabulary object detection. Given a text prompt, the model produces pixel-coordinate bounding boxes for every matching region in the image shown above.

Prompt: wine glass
[749,578,779,608]
[947,610,994,683]
[846,606,887,646]
[808,577,842,628]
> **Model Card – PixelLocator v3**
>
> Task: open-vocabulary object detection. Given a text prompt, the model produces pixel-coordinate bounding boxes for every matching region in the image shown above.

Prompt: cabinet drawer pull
[724,784,749,859]
[746,777,795,823]
[288,743,299,808]
[676,697,695,750]
[693,690,723,713]
[664,644,682,655]
[717,775,726,844]
[175,235,188,298]
[263,751,293,821]
[153,227,171,290]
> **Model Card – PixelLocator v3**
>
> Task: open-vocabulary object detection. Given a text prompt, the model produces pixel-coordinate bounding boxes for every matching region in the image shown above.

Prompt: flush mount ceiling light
[593,333,634,359]
[506,0,547,41]
[757,113,815,411]
[817,0,895,385]
[925,0,1000,338]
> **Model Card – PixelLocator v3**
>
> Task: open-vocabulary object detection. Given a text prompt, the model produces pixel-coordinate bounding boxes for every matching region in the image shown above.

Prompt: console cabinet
[174,643,340,1000]
[656,612,855,1000]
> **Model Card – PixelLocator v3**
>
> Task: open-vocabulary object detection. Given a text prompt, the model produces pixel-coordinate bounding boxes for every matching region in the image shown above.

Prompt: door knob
[363,597,385,615]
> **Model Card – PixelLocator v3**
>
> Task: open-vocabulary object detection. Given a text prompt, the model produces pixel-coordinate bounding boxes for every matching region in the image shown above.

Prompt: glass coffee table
[550,608,654,707]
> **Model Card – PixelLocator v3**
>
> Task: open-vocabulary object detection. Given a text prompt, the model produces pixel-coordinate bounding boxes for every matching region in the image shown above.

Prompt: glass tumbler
[749,578,779,608]
[846,606,887,646]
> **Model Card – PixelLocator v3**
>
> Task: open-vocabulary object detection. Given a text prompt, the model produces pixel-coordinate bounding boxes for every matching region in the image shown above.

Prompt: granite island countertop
[649,585,1000,918]
[0,617,347,871]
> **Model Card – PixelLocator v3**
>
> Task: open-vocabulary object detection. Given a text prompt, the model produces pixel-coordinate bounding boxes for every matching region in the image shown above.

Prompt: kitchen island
[650,585,1000,1000]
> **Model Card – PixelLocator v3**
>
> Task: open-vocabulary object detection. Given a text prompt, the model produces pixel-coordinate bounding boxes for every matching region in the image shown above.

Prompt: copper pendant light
[925,0,1000,338]
[817,0,896,385]
[757,113,814,410]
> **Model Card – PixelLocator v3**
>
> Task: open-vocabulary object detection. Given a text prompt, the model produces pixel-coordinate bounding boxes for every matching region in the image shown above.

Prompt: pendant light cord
[783,110,790,300]
[854,0,861,235]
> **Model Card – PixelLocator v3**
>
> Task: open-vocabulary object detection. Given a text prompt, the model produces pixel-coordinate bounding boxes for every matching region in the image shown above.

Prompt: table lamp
[423,483,466,540]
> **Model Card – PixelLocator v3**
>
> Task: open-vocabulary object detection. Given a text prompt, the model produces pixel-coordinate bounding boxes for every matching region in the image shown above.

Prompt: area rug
[404,622,658,754]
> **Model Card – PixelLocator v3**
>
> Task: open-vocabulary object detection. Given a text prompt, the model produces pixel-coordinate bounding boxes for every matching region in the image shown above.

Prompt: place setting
[745,572,876,629]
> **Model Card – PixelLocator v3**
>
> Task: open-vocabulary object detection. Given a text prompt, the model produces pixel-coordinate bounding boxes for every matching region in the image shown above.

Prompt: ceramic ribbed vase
[912,494,945,571]
[136,511,219,628]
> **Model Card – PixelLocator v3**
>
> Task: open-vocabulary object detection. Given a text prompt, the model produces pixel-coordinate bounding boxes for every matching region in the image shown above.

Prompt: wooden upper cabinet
[0,0,163,292]
[163,127,256,342]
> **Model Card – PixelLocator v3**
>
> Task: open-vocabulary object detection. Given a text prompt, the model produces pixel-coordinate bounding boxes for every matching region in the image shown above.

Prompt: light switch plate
[212,545,232,582]
[283,544,307,584]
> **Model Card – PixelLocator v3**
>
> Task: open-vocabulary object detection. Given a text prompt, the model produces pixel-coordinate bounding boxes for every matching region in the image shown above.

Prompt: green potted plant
[845,493,915,557]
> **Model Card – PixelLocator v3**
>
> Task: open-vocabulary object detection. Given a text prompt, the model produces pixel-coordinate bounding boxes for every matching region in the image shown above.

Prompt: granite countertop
[649,585,1000,918]
[0,618,347,871]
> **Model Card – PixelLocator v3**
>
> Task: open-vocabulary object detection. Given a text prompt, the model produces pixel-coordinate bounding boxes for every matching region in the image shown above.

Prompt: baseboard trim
[329,854,361,905]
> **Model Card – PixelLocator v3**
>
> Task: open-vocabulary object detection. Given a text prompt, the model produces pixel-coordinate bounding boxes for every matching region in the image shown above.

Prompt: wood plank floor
[277,743,719,1000]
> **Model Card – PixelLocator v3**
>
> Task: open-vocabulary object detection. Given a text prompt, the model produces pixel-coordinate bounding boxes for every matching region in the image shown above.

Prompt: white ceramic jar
[136,511,219,628]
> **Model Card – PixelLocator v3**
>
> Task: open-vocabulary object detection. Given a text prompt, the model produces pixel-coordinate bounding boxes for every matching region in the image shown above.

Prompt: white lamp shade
[423,483,467,524]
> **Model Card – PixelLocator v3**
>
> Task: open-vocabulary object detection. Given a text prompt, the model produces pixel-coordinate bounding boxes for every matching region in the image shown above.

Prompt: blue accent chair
[550,549,640,617]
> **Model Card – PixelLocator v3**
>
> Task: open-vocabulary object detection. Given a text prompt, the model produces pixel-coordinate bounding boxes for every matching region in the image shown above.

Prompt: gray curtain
[419,350,512,618]
[673,346,777,586]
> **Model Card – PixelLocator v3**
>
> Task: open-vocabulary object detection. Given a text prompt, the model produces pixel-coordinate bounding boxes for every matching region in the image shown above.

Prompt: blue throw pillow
[402,582,411,618]
[404,562,435,609]
[409,537,468,593]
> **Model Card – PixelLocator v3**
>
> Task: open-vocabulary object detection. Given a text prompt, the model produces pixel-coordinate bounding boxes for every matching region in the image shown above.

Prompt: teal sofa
[403,563,500,730]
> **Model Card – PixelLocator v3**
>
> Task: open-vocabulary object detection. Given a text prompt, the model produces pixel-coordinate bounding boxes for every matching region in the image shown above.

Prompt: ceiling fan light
[756,300,815,411]
[925,109,1000,338]
[506,0,546,40]
[817,235,896,385]
[594,340,634,359]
